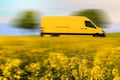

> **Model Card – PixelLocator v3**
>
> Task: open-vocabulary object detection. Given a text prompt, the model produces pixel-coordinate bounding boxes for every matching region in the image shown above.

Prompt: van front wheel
[99,33,106,37]
[93,33,99,37]
[93,33,106,37]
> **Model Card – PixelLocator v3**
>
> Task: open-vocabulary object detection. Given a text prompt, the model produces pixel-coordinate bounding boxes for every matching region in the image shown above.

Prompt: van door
[49,17,69,33]
[84,21,97,34]
[69,18,85,34]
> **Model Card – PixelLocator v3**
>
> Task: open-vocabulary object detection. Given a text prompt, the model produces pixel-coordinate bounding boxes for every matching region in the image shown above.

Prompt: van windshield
[85,21,96,28]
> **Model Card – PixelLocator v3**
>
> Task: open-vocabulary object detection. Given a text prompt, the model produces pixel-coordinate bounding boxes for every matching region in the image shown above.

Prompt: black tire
[41,33,44,37]
[93,33,106,37]
[100,33,106,37]
[93,33,99,37]
[51,34,59,37]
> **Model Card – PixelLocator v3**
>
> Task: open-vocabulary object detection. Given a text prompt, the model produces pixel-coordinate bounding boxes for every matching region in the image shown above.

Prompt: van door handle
[81,28,87,29]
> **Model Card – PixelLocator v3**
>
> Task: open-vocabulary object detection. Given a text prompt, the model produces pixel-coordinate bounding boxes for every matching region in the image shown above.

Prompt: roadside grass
[107,32,120,38]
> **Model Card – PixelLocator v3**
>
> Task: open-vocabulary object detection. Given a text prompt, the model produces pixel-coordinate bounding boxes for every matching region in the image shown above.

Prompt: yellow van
[41,16,106,37]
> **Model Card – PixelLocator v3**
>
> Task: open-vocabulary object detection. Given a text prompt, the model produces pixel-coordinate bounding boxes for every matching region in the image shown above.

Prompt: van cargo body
[41,16,106,37]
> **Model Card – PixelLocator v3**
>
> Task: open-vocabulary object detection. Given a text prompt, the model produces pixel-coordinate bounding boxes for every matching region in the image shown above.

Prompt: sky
[0,0,120,35]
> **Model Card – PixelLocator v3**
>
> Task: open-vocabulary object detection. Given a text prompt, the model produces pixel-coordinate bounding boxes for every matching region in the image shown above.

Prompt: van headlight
[102,30,106,34]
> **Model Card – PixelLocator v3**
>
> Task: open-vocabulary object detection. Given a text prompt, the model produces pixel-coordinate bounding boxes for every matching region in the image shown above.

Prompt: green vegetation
[72,9,110,28]
[12,10,39,30]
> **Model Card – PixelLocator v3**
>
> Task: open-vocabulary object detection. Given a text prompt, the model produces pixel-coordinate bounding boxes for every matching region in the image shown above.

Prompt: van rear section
[41,16,106,37]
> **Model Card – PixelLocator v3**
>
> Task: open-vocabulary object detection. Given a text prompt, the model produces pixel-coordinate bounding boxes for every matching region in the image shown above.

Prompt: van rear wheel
[41,33,44,37]
[51,34,59,37]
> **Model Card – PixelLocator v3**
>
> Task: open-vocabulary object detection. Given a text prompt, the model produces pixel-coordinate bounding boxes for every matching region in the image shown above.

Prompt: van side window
[85,21,96,28]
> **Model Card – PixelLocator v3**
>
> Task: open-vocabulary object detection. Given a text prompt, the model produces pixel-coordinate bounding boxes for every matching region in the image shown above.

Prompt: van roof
[42,16,90,20]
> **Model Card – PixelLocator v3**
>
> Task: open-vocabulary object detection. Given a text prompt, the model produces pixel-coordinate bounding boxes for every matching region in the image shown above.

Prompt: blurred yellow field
[0,36,120,80]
